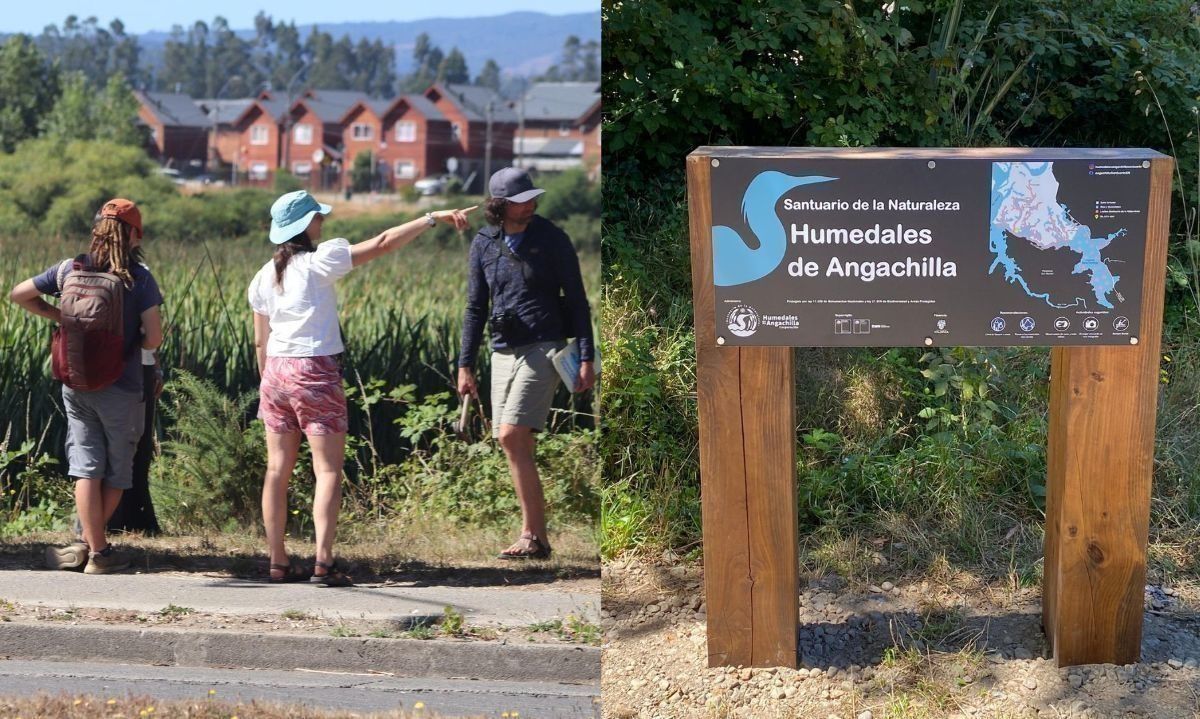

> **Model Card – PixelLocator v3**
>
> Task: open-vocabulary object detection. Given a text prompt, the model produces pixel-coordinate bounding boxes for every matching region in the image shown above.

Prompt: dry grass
[0,518,598,588]
[0,693,470,718]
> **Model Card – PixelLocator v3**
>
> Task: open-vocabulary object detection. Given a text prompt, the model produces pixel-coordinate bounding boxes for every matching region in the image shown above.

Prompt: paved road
[0,659,601,718]
[0,570,598,626]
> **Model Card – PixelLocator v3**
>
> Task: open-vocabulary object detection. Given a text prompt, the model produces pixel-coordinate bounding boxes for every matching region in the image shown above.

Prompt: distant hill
[138,11,599,79]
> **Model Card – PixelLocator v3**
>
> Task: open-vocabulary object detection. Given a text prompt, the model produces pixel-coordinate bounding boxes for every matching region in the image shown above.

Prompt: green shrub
[601,0,1200,558]
[151,371,269,532]
[272,169,305,194]
[351,152,374,193]
[535,168,600,222]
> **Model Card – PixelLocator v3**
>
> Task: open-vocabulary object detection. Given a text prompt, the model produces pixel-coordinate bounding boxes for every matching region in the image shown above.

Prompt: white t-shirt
[248,238,353,357]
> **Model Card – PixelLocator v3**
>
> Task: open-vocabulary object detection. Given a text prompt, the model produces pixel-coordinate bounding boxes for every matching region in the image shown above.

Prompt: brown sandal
[269,562,312,584]
[498,533,552,560]
[312,560,353,587]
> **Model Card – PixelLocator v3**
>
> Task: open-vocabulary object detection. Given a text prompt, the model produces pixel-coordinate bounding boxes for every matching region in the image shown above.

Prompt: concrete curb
[0,622,599,684]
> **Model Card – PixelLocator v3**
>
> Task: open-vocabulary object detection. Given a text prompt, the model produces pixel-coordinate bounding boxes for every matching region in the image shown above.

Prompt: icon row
[989,316,1128,333]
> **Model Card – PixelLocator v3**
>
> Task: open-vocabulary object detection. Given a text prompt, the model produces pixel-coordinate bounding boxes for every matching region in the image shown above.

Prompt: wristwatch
[424,212,436,227]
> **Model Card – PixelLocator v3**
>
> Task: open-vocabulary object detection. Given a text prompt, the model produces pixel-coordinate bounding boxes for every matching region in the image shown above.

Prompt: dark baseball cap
[488,167,545,203]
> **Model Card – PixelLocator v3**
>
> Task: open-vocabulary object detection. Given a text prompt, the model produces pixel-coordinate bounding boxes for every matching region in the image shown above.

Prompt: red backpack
[51,255,126,391]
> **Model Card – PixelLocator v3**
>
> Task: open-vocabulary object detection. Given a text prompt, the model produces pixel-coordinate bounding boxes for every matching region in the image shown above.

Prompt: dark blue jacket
[458,215,593,368]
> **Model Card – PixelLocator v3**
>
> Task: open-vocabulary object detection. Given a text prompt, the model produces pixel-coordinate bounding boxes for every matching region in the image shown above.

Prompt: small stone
[829,688,845,699]
[1023,676,1038,690]
[784,686,797,698]
[771,687,786,700]
[740,668,753,681]
[658,679,670,690]
[881,581,895,592]
[858,712,874,719]
[1069,673,1083,689]
[669,566,687,578]
[868,584,883,593]
[630,678,647,690]
[1168,658,1184,669]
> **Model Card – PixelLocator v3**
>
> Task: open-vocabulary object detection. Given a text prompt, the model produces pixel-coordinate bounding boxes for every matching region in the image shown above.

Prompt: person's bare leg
[76,479,116,552]
[263,431,302,576]
[498,423,546,549]
[101,486,123,524]
[308,432,346,572]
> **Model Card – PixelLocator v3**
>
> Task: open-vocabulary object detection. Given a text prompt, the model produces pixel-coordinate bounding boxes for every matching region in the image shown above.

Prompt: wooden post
[1043,157,1173,666]
[688,152,799,668]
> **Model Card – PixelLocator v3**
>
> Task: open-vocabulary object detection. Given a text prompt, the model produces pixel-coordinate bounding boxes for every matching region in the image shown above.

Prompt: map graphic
[989,161,1126,309]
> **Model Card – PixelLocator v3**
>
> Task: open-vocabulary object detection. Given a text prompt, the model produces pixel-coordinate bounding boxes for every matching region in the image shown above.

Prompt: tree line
[22,14,598,101]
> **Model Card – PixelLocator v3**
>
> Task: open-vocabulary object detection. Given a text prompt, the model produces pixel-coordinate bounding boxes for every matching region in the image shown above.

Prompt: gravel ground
[601,559,1200,718]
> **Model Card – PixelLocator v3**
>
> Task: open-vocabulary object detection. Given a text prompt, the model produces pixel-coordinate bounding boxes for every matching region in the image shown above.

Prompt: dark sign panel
[709,152,1154,347]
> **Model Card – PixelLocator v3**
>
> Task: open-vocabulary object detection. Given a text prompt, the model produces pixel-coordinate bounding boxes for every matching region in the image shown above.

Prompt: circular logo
[1019,317,1036,333]
[990,317,1006,333]
[1083,317,1099,331]
[726,305,760,337]
[1113,316,1130,332]
[936,319,947,331]
[1054,317,1070,331]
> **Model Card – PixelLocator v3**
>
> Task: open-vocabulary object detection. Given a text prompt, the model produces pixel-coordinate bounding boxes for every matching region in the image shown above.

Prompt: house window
[249,162,269,180]
[395,121,417,143]
[558,122,572,136]
[351,123,374,140]
[450,123,462,142]
[292,162,313,176]
[394,160,416,180]
[250,125,269,145]
[293,124,313,145]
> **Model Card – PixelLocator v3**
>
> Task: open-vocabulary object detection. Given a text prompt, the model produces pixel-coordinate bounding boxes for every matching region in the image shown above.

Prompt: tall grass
[0,226,599,497]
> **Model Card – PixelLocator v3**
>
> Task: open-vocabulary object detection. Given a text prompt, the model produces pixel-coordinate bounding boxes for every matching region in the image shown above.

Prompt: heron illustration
[713,170,836,287]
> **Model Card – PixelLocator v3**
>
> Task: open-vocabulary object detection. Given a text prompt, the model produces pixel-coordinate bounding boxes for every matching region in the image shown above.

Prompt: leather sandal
[269,562,312,584]
[498,533,552,560]
[312,560,353,587]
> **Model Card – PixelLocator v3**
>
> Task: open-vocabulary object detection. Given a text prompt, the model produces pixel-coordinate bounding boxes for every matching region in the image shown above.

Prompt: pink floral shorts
[258,356,348,435]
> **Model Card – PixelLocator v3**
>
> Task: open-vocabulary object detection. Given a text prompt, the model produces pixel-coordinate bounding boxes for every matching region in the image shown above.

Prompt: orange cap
[99,198,143,239]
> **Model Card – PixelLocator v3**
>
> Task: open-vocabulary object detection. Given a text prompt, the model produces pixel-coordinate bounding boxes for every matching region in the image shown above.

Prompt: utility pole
[282,64,310,174]
[516,78,527,169]
[211,75,242,177]
[484,100,494,191]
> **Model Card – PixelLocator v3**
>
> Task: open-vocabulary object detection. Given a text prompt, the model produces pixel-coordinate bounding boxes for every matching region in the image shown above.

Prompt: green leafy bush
[151,371,269,532]
[602,0,1200,557]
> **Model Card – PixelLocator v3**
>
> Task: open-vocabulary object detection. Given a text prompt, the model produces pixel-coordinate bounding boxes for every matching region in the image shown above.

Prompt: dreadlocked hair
[274,234,316,290]
[89,217,142,289]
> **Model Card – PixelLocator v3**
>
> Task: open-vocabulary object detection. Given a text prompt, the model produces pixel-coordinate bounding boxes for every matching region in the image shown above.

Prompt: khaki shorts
[63,384,145,490]
[490,341,563,437]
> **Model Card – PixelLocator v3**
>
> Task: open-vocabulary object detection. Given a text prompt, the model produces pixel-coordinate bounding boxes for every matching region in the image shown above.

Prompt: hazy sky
[3,0,598,35]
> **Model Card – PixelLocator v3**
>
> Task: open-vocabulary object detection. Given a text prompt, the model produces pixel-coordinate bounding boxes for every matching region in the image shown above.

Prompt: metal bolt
[1142,160,1150,169]
[1131,337,1139,345]
[717,336,726,345]
[711,159,720,168]
[927,160,936,169]
[924,337,933,346]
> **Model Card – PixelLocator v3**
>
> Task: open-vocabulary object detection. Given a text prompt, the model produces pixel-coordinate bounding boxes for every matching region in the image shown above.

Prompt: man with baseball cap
[458,167,595,560]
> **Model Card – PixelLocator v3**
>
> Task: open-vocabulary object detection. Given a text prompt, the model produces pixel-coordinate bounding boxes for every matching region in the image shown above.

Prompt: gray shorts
[490,341,563,437]
[62,384,145,489]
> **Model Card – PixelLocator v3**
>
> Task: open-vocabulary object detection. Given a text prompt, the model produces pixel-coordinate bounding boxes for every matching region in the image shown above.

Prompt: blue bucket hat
[269,190,332,244]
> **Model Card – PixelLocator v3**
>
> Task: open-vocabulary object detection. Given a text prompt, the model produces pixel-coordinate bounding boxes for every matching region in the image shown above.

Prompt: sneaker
[45,541,90,571]
[83,545,131,575]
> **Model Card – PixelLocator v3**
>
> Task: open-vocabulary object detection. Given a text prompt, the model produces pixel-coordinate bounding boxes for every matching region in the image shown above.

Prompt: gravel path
[601,559,1200,718]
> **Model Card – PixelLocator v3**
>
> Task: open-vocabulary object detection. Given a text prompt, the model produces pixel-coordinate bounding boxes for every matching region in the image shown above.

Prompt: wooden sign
[708,152,1154,347]
[687,146,1173,669]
